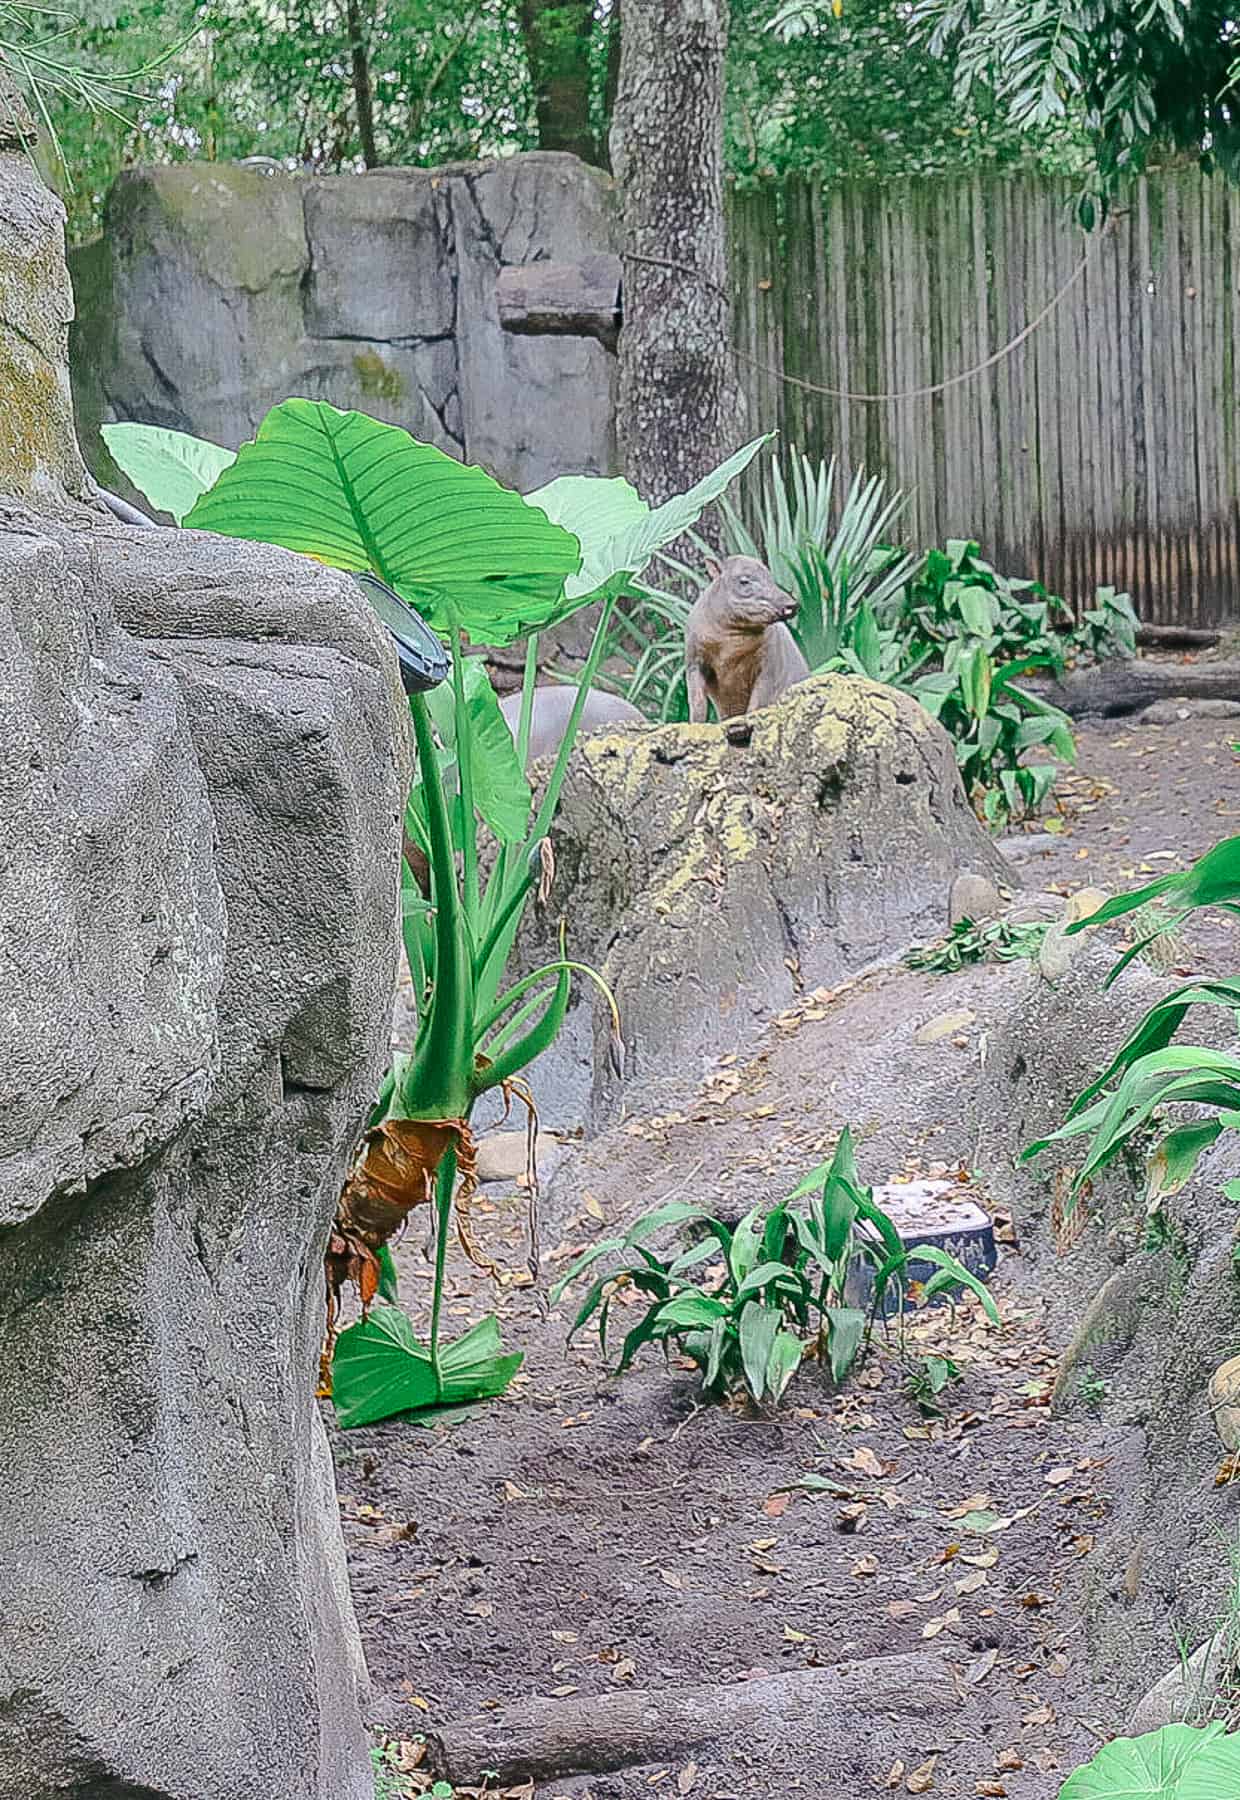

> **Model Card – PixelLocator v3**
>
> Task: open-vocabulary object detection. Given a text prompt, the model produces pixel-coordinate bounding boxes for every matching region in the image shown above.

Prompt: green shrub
[552,1128,997,1406]
[595,457,1136,829]
[106,407,770,1425]
[1024,834,1240,1241]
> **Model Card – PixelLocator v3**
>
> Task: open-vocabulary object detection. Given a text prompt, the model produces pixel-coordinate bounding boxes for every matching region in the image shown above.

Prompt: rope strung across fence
[729,212,1120,405]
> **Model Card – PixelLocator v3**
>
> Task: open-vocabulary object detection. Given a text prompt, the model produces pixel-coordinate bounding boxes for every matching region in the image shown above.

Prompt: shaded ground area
[338,715,1238,1800]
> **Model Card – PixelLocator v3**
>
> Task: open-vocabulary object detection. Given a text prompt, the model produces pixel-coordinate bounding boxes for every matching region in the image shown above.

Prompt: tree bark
[344,0,379,168]
[518,0,597,162]
[610,0,742,509]
[602,0,622,164]
[1040,658,1240,719]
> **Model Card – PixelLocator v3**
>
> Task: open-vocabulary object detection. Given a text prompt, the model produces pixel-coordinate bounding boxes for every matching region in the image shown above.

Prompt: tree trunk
[602,0,622,165]
[610,0,741,510]
[518,0,597,163]
[345,0,379,169]
[1040,658,1240,719]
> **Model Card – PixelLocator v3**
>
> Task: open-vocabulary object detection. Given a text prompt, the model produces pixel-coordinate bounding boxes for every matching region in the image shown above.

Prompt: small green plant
[905,915,1049,973]
[1024,834,1240,1240]
[905,1353,962,1414]
[552,1129,998,1407]
[1074,1367,1111,1410]
[1057,1722,1240,1797]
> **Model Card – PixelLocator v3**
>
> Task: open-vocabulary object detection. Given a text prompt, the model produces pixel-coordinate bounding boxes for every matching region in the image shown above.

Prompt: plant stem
[429,1146,458,1397]
[517,632,539,766]
[448,607,481,928]
[530,590,620,843]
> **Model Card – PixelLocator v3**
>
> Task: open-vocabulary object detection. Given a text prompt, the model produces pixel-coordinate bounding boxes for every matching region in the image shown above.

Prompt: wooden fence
[728,167,1240,627]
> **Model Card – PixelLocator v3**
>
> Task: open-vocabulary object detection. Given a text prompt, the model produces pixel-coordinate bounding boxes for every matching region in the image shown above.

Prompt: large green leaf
[766,1329,804,1401]
[331,1303,522,1427]
[1058,1723,1240,1799]
[101,422,236,524]
[1066,835,1240,939]
[738,1299,782,1401]
[528,434,775,603]
[184,400,580,643]
[424,659,531,844]
[825,1306,867,1383]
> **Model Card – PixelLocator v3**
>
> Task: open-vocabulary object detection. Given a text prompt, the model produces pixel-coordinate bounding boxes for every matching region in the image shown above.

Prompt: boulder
[0,503,409,1800]
[0,76,84,498]
[517,673,1012,1124]
[70,152,617,497]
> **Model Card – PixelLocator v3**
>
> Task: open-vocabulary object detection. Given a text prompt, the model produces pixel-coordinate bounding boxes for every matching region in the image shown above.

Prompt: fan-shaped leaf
[530,434,774,603]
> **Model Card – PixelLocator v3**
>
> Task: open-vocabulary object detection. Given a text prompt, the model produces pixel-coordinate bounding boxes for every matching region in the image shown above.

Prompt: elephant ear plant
[105,405,769,1427]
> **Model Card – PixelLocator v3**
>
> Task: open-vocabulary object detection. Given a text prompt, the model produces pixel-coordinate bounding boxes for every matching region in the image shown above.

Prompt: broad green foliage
[916,0,1240,224]
[527,433,773,604]
[1058,1722,1240,1798]
[728,0,1089,187]
[1024,835,1240,1232]
[184,401,580,641]
[101,422,236,523]
[553,1128,998,1406]
[333,1306,522,1429]
[45,0,1093,243]
[110,400,760,1424]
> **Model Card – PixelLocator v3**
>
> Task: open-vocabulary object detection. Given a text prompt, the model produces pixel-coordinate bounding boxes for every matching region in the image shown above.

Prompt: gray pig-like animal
[684,554,809,722]
[499,684,643,765]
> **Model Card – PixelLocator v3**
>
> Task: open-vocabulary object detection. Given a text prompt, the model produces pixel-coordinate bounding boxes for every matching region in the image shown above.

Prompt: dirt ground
[334,714,1239,1800]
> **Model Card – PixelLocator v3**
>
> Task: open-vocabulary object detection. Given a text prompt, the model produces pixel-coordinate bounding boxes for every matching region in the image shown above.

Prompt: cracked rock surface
[513,672,1011,1126]
[0,504,408,1800]
[70,152,617,495]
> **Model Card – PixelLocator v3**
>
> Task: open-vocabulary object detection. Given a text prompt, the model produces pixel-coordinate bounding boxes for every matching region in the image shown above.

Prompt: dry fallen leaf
[995,1750,1024,1773]
[1023,1703,1056,1727]
[944,1492,992,1518]
[884,1763,906,1791]
[965,1648,998,1685]
[1044,1466,1074,1486]
[921,1607,961,1639]
[843,1445,885,1478]
[764,1492,792,1518]
[677,1764,698,1795]
[907,1754,938,1793]
[659,1570,684,1591]
[975,1784,1006,1797]
[851,1554,879,1578]
[888,1599,920,1621]
[783,1624,808,1644]
[955,1570,988,1595]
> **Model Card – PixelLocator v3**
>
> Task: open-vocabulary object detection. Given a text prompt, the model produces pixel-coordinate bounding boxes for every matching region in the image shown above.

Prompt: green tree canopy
[35,0,1112,241]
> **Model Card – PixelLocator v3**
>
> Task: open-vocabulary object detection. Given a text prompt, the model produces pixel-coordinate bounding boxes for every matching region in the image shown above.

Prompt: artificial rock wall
[1,96,410,1800]
[70,152,618,497]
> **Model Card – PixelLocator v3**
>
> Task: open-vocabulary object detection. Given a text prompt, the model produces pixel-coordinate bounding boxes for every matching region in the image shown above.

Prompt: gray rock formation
[516,672,1012,1125]
[70,153,617,500]
[0,76,85,498]
[0,500,408,1796]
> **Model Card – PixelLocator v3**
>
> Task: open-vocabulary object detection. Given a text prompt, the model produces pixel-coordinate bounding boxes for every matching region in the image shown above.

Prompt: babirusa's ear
[704,555,722,581]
